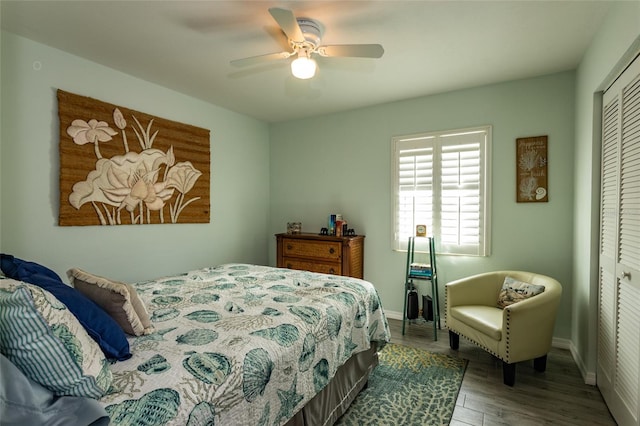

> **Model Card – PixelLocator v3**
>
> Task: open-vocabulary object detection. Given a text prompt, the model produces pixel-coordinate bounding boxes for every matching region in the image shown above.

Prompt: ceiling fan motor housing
[296,18,323,47]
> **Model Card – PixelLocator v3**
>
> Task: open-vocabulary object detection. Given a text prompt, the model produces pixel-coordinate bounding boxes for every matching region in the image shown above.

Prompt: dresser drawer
[282,239,342,261]
[276,233,365,279]
[281,258,342,276]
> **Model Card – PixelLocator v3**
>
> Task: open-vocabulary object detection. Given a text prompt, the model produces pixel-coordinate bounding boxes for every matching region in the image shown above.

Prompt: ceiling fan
[230,7,384,79]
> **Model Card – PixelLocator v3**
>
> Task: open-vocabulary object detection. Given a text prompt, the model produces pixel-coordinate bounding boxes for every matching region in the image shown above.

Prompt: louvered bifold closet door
[598,87,620,404]
[598,54,640,426]
[617,60,640,426]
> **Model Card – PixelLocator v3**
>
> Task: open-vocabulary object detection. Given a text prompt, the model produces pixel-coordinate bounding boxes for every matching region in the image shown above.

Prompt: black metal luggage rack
[402,236,441,340]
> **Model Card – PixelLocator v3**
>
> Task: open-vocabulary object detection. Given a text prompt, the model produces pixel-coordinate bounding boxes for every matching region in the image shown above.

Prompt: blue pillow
[1,253,61,282]
[0,254,131,361]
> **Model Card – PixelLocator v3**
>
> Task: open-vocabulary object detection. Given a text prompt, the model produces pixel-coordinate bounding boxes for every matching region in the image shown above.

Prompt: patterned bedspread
[100,263,390,425]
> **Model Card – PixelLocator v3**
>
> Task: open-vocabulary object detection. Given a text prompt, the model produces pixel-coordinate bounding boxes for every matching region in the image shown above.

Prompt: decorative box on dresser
[276,233,365,279]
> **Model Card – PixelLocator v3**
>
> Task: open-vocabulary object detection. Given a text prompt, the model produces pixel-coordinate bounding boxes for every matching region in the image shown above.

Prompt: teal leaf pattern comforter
[100,264,390,425]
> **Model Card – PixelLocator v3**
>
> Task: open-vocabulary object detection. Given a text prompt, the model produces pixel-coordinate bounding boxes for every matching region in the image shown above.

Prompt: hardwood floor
[387,319,617,426]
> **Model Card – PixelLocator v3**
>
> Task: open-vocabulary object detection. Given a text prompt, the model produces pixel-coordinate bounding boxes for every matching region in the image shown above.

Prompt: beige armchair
[445,271,562,386]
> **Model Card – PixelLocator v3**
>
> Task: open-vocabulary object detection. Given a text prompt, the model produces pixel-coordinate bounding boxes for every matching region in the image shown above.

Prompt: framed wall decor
[58,89,210,226]
[516,135,548,203]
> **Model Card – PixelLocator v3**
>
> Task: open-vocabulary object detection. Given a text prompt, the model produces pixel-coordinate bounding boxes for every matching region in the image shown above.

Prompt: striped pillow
[0,278,113,398]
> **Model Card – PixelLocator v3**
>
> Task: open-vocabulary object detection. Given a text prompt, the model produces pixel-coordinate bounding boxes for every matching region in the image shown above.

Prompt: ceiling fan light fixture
[291,55,316,79]
[231,8,384,79]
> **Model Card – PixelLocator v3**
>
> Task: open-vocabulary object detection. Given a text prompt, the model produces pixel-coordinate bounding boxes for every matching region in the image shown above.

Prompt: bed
[97,263,391,425]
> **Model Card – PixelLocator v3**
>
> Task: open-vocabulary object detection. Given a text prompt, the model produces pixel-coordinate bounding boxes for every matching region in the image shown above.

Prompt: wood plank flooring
[387,319,617,426]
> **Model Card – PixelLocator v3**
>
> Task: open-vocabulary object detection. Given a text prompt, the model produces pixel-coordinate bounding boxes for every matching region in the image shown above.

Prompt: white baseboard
[385,310,403,321]
[568,340,597,385]
[551,336,571,350]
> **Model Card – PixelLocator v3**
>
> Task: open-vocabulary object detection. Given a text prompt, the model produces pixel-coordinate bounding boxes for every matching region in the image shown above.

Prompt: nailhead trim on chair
[447,286,515,363]
[504,308,511,363]
[451,308,513,364]
[455,333,502,360]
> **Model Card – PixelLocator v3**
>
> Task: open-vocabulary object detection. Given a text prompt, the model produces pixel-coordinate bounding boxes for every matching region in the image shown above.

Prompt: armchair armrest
[503,278,562,361]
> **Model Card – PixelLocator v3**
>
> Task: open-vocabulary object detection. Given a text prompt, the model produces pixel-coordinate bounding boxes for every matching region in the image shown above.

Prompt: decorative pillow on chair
[67,268,153,336]
[497,276,545,309]
[0,279,113,398]
[0,254,131,361]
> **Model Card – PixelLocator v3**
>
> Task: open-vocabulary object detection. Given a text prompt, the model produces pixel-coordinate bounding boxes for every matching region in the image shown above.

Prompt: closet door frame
[597,53,640,426]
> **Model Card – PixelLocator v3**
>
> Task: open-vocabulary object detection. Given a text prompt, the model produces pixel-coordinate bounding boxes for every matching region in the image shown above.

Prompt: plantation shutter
[440,133,485,255]
[392,126,490,255]
[395,138,434,251]
[597,53,640,426]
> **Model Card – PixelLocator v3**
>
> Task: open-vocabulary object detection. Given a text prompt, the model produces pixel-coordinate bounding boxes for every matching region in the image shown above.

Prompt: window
[392,126,491,256]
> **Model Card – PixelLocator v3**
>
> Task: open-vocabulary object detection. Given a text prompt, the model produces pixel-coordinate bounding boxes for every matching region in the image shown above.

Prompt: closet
[598,53,640,426]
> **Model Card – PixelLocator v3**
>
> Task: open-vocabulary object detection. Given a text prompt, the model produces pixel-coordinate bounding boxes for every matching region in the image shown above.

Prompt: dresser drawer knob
[287,244,293,250]
[329,248,335,254]
[287,263,292,268]
[329,268,335,274]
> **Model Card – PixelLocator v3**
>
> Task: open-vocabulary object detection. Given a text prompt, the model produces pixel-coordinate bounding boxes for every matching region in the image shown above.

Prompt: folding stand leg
[429,236,442,331]
[430,278,438,341]
[402,280,408,335]
[434,277,441,330]
[402,237,415,336]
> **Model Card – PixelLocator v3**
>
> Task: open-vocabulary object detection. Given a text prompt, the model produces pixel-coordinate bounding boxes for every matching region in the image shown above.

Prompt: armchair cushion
[449,306,502,340]
[497,276,545,309]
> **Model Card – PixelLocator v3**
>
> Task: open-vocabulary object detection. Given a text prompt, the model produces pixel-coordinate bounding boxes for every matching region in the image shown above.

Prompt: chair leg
[502,362,516,386]
[534,355,547,372]
[449,330,459,350]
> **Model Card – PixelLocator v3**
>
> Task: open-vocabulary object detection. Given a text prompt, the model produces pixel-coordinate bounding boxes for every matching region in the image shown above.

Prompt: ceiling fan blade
[230,51,292,68]
[269,7,305,43]
[319,44,384,59]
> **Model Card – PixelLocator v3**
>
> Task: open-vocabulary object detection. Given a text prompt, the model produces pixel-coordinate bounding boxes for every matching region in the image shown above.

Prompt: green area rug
[337,343,468,426]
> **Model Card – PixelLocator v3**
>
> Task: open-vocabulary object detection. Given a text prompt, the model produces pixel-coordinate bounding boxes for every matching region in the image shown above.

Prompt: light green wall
[3,2,640,384]
[572,2,640,380]
[269,71,576,339]
[0,32,271,282]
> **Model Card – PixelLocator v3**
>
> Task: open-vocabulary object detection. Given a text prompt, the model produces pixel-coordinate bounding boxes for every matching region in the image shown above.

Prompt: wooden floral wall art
[58,90,210,226]
[516,135,548,203]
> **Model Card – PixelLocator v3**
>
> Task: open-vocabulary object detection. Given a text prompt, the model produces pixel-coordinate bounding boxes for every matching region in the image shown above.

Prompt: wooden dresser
[276,233,365,279]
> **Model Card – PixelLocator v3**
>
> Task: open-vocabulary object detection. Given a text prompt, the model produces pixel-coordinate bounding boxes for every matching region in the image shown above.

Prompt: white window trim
[391,125,492,256]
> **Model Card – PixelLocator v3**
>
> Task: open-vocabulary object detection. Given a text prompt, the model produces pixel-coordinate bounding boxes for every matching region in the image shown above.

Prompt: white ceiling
[1,1,612,123]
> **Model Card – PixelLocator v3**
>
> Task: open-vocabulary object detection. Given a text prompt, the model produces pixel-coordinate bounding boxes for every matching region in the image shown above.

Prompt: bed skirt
[284,343,379,426]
